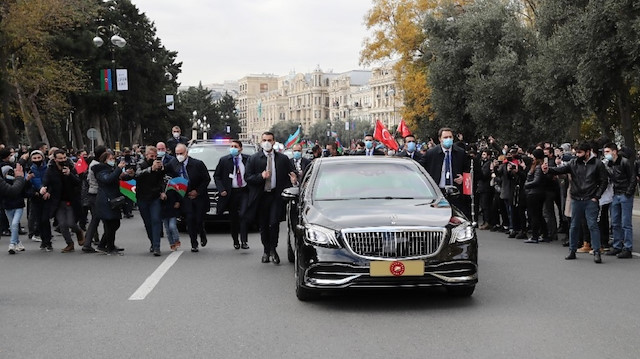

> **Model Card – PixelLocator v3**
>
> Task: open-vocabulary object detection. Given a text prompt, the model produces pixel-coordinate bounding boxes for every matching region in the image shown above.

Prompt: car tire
[446,285,475,298]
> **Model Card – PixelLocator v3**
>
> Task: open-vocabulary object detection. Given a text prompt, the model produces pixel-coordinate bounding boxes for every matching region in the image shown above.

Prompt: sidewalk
[634,197,640,217]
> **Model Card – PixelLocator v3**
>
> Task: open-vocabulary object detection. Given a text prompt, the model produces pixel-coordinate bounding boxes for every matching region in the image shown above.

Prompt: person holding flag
[162,175,186,251]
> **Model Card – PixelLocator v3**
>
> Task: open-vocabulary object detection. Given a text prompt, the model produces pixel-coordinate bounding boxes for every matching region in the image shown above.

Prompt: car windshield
[188,144,256,170]
[313,162,437,201]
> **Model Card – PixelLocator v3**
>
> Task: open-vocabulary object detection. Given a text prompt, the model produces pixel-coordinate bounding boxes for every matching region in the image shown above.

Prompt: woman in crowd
[93,151,127,254]
[524,149,547,243]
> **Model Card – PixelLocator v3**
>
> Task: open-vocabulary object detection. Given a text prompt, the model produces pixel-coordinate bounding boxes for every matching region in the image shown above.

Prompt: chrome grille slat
[342,228,444,259]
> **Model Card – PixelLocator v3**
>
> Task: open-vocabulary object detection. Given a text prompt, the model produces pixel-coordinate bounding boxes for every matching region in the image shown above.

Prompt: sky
[130,0,376,87]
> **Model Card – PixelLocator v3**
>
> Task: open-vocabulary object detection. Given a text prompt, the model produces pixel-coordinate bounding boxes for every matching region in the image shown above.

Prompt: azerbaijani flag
[101,69,113,91]
[166,177,188,197]
[284,126,301,148]
[119,179,136,203]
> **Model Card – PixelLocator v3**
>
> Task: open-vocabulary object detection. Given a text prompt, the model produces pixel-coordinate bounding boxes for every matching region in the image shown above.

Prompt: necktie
[182,163,189,179]
[265,153,272,191]
[235,157,243,187]
[444,150,451,185]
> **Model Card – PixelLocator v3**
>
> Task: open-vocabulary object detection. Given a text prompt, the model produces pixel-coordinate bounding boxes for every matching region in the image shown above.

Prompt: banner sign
[116,69,128,91]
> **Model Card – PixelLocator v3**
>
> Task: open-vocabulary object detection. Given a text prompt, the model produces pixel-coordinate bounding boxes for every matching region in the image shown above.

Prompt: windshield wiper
[358,196,415,200]
[314,198,348,201]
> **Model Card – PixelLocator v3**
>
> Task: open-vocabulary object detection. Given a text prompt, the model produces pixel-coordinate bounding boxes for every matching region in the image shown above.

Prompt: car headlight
[304,224,340,248]
[449,217,475,243]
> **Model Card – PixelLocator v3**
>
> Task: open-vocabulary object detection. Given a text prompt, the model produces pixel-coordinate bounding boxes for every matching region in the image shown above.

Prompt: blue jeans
[569,199,600,252]
[4,208,24,245]
[138,199,162,250]
[610,194,633,251]
[163,217,179,245]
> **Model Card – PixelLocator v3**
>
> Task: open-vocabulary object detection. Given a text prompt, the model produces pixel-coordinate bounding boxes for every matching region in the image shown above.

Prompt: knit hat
[1,165,13,178]
[30,150,45,158]
[560,143,571,153]
[532,149,545,160]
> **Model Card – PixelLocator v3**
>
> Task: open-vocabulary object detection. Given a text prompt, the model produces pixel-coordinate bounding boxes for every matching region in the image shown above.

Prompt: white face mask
[9,156,15,163]
[261,141,273,152]
[173,132,180,139]
[176,154,186,163]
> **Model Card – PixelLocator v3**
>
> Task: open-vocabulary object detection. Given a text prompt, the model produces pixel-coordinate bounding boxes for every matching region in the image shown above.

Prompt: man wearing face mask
[602,143,635,259]
[290,143,311,183]
[396,135,422,161]
[40,149,85,253]
[420,127,471,217]
[135,146,167,256]
[355,135,385,156]
[174,144,211,252]
[543,141,608,263]
[245,132,298,264]
[214,140,250,249]
[166,126,189,155]
[156,141,180,178]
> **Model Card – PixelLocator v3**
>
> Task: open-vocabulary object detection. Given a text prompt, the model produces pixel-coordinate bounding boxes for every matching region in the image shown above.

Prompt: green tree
[269,121,301,144]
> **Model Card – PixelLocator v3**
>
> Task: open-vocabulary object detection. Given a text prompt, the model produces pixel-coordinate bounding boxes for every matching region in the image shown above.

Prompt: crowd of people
[0,125,636,264]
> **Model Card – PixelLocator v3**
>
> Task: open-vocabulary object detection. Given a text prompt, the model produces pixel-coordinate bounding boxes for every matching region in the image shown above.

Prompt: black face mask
[33,160,43,166]
[56,161,66,168]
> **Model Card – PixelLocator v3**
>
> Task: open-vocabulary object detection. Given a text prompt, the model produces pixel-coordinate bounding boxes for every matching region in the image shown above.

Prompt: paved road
[1,214,639,359]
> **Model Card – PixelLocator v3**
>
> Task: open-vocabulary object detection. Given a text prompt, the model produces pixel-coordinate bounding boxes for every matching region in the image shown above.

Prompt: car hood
[305,199,453,229]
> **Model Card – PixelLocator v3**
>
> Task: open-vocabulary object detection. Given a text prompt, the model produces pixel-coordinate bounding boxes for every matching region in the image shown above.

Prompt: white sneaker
[8,244,16,254]
[16,242,25,252]
[31,235,42,242]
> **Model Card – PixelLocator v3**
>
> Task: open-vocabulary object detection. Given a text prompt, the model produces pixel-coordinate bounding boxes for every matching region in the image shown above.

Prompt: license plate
[370,260,424,277]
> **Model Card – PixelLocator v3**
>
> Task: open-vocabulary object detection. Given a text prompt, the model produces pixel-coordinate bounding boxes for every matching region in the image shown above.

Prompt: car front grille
[341,227,445,259]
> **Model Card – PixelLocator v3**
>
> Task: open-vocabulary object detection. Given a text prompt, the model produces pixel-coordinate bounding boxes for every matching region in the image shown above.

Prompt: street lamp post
[93,24,126,147]
[191,110,209,140]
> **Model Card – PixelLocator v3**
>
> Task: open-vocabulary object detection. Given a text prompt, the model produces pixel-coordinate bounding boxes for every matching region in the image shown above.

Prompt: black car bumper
[297,241,477,290]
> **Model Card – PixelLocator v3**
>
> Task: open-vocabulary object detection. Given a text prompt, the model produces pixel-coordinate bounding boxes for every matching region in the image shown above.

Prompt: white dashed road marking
[129,250,183,300]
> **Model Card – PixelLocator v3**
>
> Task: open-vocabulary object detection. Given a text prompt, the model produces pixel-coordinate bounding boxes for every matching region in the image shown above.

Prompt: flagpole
[470,156,477,228]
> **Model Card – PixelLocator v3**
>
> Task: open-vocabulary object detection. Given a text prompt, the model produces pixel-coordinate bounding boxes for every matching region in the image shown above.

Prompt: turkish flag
[462,172,473,195]
[75,156,89,174]
[396,119,411,137]
[373,120,399,151]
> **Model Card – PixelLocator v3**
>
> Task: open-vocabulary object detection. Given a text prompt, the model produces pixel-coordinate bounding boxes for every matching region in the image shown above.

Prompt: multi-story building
[327,70,373,126]
[237,64,403,143]
[237,74,279,142]
[369,64,403,130]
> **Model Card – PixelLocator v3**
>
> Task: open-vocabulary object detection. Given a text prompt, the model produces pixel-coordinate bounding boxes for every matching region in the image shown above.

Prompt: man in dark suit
[245,132,297,264]
[214,140,250,250]
[166,126,190,155]
[354,134,385,156]
[396,134,423,161]
[420,127,471,217]
[174,144,211,252]
[290,143,311,182]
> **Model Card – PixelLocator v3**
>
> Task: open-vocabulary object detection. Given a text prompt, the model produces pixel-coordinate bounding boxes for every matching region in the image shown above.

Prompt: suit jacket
[290,157,311,182]
[419,144,469,189]
[213,153,249,214]
[180,156,211,211]
[353,149,385,156]
[396,150,423,162]
[244,150,295,221]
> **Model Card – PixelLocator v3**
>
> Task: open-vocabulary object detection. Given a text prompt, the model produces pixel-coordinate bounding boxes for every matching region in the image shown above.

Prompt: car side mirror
[282,187,299,200]
[444,185,460,198]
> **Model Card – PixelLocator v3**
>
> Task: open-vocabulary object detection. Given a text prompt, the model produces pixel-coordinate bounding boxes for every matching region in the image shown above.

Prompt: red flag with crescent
[396,119,411,137]
[462,172,472,195]
[373,120,399,150]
